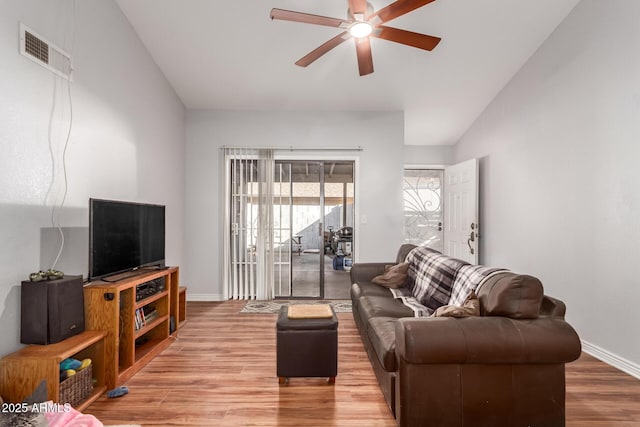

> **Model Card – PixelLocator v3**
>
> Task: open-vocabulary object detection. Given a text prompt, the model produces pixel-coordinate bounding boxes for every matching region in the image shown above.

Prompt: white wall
[454,0,640,375]
[0,0,185,357]
[185,110,404,300]
[404,145,454,166]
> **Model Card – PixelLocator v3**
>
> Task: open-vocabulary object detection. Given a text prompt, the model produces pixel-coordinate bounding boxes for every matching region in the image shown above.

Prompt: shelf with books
[134,314,169,339]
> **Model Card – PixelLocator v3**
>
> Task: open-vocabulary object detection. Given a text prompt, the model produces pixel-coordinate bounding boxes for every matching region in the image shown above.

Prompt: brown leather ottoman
[276,304,338,384]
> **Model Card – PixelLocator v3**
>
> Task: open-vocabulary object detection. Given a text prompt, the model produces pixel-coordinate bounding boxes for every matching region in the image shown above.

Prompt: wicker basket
[59,365,93,407]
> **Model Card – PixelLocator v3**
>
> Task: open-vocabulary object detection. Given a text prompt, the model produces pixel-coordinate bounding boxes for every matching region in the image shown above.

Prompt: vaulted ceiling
[115,0,579,145]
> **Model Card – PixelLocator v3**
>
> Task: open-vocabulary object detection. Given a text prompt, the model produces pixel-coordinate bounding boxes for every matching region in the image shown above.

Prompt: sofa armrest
[350,262,393,284]
[395,316,581,365]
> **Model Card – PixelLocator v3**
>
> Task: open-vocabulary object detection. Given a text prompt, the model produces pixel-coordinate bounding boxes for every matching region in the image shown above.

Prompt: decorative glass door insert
[403,169,444,252]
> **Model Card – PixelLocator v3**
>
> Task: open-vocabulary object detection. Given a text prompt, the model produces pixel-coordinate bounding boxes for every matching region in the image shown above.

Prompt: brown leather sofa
[350,244,581,427]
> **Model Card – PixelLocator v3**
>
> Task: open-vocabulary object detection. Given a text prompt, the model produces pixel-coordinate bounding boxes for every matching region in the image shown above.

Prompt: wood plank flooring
[85,301,640,426]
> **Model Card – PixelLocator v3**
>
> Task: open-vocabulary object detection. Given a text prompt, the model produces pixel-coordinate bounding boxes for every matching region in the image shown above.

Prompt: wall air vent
[20,23,73,81]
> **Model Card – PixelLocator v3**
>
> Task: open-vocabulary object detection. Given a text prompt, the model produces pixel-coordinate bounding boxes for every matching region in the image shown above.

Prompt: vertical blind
[224,148,274,300]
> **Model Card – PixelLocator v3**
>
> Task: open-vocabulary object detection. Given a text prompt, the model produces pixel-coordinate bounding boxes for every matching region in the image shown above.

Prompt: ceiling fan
[270,0,441,76]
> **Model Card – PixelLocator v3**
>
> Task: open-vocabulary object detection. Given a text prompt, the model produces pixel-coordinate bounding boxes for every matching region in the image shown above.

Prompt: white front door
[443,158,479,264]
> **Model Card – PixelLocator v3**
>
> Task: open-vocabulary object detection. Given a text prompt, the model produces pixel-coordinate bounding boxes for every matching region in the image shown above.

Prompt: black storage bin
[276,305,338,383]
[21,275,85,345]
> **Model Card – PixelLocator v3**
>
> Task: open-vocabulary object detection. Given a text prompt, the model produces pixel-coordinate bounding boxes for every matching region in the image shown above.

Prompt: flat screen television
[89,198,165,281]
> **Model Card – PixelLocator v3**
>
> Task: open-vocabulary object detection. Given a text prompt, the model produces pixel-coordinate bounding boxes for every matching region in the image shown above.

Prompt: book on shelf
[134,308,147,330]
[144,309,158,323]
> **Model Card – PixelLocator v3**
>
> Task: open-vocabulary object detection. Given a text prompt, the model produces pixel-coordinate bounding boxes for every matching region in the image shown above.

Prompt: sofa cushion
[431,291,480,318]
[357,296,414,326]
[367,317,398,372]
[372,263,410,289]
[351,282,394,300]
[477,272,543,319]
[406,246,469,312]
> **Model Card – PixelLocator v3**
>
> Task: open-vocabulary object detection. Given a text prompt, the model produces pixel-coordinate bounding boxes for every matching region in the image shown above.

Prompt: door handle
[467,222,476,255]
[428,222,443,231]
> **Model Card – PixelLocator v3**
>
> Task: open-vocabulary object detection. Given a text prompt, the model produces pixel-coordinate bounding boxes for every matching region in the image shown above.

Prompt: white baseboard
[581,340,640,380]
[186,293,225,301]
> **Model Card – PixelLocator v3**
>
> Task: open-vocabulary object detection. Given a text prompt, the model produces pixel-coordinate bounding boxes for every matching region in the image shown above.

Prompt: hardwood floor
[85,301,640,426]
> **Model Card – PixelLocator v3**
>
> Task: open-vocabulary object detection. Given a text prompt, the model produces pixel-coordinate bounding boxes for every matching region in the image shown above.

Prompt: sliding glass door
[273,160,354,299]
[225,150,355,300]
[322,162,355,299]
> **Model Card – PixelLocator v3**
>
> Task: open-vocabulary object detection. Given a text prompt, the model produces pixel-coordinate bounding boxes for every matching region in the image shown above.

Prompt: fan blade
[270,8,348,28]
[373,26,441,51]
[348,0,368,18]
[371,0,436,25]
[355,37,374,76]
[295,32,351,68]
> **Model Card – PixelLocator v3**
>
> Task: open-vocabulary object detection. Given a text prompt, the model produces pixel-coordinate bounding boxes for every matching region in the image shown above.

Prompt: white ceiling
[115,0,579,146]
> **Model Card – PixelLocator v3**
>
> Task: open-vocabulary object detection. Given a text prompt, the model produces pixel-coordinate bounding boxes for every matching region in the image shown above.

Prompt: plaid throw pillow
[406,246,469,311]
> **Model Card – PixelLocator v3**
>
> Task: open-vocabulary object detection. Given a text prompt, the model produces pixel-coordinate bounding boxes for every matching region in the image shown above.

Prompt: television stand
[100,268,152,283]
[83,267,184,389]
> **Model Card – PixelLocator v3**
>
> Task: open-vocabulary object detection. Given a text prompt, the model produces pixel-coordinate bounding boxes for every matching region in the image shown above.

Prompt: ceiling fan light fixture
[271,0,441,76]
[349,21,373,38]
